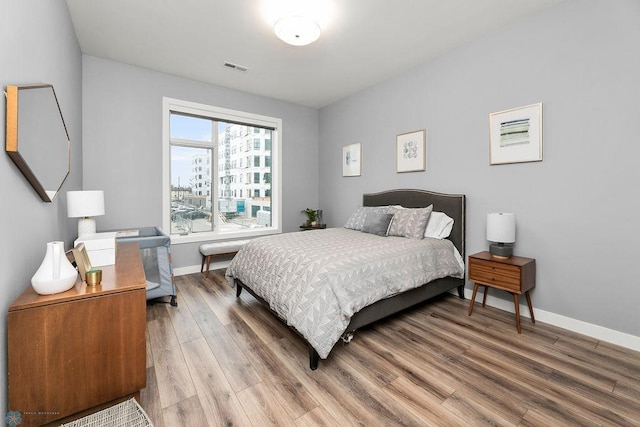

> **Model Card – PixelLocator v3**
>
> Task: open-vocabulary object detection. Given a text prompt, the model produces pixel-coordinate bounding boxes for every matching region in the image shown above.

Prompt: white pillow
[424,211,454,239]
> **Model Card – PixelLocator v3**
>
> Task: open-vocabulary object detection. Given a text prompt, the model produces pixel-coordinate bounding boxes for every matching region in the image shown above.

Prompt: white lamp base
[77,217,97,237]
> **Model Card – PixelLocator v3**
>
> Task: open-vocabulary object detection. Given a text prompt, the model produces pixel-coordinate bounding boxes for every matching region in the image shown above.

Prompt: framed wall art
[489,102,543,165]
[396,130,426,173]
[342,143,362,177]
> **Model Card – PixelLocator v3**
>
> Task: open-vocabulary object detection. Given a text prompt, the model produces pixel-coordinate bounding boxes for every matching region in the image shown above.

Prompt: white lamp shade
[274,15,321,46]
[67,190,105,218]
[487,213,516,243]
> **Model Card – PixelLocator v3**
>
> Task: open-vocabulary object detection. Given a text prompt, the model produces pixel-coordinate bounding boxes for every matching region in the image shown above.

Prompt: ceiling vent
[223,62,249,73]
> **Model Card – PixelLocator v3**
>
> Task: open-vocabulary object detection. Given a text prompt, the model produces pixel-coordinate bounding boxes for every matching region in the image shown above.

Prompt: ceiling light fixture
[274,15,321,46]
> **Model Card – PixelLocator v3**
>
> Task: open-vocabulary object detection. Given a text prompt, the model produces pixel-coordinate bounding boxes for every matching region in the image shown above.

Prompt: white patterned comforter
[226,228,464,358]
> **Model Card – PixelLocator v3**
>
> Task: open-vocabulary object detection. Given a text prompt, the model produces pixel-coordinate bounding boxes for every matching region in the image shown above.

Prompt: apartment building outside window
[163,97,282,243]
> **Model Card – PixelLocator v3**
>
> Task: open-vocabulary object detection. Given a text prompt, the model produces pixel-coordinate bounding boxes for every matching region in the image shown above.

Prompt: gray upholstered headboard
[363,189,465,258]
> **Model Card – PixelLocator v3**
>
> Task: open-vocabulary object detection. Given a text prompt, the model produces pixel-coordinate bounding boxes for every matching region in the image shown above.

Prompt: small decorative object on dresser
[467,251,536,333]
[31,241,78,295]
[85,269,102,286]
[74,231,117,267]
[71,242,92,281]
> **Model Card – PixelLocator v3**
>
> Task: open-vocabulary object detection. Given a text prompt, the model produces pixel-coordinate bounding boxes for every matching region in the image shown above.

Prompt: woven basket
[60,398,153,427]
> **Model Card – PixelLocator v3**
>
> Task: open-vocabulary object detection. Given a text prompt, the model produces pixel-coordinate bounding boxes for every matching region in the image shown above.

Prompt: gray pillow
[344,206,393,231]
[388,205,433,239]
[361,213,394,236]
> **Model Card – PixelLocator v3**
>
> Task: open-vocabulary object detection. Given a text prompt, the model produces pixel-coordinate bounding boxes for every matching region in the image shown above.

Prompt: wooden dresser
[7,242,147,426]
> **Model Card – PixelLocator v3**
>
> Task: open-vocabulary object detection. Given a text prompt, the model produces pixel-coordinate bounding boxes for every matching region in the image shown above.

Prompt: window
[163,97,282,243]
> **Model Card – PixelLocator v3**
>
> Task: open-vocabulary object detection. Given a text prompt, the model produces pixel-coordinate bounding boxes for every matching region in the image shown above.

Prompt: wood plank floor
[140,270,640,426]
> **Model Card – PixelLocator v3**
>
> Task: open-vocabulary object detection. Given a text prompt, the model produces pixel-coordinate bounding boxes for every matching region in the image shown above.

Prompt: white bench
[199,240,250,278]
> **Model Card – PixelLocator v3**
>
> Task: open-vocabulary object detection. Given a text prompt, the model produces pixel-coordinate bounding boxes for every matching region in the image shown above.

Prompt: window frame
[162,97,282,244]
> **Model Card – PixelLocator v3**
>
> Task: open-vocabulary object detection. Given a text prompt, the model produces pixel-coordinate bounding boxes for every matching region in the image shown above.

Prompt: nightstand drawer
[469,258,521,291]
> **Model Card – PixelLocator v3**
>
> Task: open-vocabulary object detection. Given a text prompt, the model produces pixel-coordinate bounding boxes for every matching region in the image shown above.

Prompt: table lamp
[67,190,105,237]
[487,212,516,258]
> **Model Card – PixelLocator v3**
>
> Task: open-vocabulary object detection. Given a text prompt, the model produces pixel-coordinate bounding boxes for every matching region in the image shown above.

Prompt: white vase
[31,241,78,295]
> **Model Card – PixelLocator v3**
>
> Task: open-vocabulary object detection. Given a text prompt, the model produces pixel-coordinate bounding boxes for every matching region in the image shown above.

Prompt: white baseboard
[175,264,640,352]
[460,288,640,352]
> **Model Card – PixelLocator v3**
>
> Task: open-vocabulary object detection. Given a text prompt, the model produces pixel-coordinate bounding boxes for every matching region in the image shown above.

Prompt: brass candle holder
[85,269,102,286]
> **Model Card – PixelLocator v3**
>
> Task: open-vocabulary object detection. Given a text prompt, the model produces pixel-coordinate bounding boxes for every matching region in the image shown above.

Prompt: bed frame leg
[236,283,243,297]
[309,346,319,370]
[457,285,465,299]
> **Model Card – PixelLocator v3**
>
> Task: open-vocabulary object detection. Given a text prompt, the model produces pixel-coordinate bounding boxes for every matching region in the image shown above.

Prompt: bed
[226,189,466,369]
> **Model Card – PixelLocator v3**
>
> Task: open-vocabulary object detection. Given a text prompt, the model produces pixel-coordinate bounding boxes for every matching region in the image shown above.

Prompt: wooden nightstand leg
[468,283,479,316]
[482,285,489,307]
[513,293,522,334]
[525,291,535,324]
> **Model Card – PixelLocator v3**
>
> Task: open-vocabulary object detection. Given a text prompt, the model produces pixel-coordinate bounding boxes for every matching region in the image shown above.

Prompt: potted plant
[302,208,317,226]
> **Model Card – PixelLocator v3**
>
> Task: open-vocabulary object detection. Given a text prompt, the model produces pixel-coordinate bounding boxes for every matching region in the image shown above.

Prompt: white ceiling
[65,0,563,108]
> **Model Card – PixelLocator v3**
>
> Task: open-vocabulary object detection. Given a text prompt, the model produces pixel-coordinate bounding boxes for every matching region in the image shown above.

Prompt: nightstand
[299,223,327,231]
[467,251,536,333]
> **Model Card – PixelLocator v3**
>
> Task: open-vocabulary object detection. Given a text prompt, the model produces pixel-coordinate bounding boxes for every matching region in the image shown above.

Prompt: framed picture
[396,130,426,173]
[342,143,362,177]
[72,243,92,281]
[490,102,543,165]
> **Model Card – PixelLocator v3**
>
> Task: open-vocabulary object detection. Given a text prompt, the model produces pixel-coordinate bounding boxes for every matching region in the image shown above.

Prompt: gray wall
[0,1,82,416]
[82,56,319,268]
[319,0,640,337]
[2,0,637,415]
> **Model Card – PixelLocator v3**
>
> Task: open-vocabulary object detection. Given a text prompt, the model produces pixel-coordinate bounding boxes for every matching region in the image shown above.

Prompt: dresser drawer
[469,257,521,292]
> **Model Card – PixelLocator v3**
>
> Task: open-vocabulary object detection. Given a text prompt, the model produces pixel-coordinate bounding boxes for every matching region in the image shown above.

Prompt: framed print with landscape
[396,130,426,173]
[342,143,362,177]
[490,103,542,165]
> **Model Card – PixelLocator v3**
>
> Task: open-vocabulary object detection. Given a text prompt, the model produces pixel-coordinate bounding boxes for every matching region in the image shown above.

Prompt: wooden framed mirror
[6,83,70,202]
